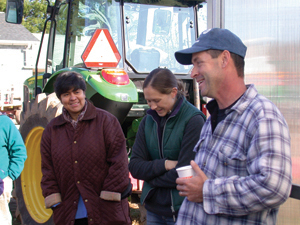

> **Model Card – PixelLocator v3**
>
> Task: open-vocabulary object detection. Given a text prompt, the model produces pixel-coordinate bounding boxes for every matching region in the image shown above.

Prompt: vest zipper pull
[171,205,176,222]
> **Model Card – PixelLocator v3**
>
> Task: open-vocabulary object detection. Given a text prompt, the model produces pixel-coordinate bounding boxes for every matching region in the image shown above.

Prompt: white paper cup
[176,165,196,178]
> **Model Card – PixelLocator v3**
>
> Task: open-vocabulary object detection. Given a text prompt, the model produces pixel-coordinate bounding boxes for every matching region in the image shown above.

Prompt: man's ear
[221,50,231,68]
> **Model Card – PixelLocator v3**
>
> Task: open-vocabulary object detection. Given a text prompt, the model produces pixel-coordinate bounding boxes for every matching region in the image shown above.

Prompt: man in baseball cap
[175,28,247,65]
[175,28,292,225]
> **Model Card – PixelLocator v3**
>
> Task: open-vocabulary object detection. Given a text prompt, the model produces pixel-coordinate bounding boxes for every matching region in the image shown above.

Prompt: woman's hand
[165,160,178,171]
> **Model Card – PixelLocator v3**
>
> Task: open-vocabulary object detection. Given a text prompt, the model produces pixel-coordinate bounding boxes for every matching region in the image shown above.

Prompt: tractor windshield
[51,0,206,73]
[124,2,206,74]
[53,0,123,71]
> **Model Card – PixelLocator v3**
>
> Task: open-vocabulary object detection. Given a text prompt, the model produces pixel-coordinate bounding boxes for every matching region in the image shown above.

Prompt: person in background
[40,71,131,225]
[0,178,3,195]
[0,113,27,225]
[174,28,292,225]
[129,68,206,225]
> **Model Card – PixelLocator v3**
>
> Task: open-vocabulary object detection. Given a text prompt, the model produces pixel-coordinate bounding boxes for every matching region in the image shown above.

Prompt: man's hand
[165,160,178,171]
[176,160,208,202]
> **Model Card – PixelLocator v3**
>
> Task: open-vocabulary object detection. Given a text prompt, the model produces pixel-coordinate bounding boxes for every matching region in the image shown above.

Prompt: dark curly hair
[54,71,86,99]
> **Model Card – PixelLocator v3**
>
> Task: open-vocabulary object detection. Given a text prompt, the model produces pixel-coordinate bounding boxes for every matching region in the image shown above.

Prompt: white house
[0,12,39,111]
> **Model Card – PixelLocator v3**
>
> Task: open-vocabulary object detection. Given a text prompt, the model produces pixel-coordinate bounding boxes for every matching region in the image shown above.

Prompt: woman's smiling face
[143,86,177,117]
[60,88,86,120]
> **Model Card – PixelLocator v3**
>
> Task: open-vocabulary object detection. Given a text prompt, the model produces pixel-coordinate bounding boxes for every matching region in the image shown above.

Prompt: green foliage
[23,0,49,33]
[0,0,6,12]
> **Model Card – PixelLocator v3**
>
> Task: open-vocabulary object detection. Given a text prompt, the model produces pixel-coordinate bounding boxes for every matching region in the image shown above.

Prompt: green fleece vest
[141,99,203,212]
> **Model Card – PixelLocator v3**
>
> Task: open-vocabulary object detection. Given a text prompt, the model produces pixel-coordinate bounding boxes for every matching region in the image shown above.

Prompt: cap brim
[175,46,209,65]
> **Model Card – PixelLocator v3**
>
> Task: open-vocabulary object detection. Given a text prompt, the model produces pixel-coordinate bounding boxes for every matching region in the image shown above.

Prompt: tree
[0,0,48,33]
[0,0,6,12]
[23,0,48,33]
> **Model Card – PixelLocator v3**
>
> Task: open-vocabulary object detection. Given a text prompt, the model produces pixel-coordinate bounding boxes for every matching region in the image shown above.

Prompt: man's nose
[190,67,197,78]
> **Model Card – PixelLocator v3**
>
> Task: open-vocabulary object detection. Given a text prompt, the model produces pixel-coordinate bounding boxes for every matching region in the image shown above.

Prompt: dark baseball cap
[175,28,247,65]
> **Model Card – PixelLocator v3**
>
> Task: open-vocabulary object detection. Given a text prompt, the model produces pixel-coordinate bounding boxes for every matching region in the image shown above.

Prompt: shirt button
[74,201,76,204]
[85,199,88,202]
[90,218,93,221]
[203,162,206,166]
[75,161,78,163]
[224,162,228,166]
[74,141,77,144]
[77,181,80,184]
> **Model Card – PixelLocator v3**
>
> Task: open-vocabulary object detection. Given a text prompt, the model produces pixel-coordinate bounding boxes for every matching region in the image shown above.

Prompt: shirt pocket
[217,144,248,177]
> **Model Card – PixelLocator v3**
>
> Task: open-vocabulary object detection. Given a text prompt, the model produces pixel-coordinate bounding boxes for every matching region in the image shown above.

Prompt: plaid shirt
[176,84,292,225]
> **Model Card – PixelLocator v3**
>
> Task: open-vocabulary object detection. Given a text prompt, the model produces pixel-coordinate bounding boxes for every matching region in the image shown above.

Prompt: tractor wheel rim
[21,126,52,223]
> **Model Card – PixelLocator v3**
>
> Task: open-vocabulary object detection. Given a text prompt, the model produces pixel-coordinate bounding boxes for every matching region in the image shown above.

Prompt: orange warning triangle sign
[81,29,121,68]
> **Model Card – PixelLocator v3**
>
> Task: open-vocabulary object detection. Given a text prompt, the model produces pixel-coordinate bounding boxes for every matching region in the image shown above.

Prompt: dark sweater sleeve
[128,116,167,181]
[147,114,205,188]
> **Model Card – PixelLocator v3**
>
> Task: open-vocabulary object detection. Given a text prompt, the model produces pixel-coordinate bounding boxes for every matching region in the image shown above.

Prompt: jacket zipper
[150,113,176,219]
[160,115,176,222]
[158,114,175,159]
[170,190,176,222]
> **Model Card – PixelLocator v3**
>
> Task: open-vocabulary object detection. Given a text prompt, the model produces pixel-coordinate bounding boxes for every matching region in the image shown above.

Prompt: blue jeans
[146,210,176,225]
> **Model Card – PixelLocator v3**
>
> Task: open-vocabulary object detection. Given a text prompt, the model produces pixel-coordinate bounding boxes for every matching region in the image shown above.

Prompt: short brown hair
[207,50,245,78]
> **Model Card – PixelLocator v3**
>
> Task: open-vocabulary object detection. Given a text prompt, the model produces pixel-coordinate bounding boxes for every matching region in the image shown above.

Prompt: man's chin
[199,89,208,98]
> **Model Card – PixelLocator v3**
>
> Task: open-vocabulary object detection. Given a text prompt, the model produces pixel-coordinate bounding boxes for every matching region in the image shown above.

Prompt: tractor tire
[16,93,62,225]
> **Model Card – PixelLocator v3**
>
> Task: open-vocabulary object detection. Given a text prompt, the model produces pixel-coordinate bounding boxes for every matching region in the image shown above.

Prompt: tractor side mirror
[5,0,24,24]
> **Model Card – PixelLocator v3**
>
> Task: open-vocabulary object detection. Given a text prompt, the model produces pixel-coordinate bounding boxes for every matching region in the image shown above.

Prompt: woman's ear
[171,87,178,98]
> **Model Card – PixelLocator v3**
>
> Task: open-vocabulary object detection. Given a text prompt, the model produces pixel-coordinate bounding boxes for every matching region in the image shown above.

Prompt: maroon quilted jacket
[41,101,131,225]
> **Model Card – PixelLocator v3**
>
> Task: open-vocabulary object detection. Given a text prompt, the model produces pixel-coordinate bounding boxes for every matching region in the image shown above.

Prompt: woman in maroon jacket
[40,71,131,225]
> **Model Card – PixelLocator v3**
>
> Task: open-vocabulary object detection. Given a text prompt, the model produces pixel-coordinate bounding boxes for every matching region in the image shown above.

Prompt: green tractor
[5,0,207,224]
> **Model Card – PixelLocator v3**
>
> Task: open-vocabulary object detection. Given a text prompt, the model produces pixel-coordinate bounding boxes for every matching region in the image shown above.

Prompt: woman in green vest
[129,68,205,225]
